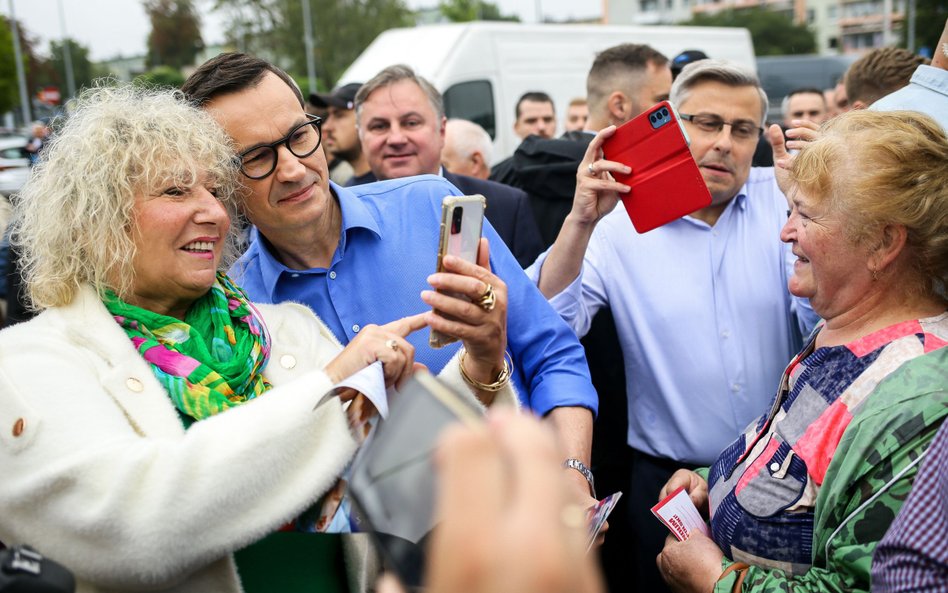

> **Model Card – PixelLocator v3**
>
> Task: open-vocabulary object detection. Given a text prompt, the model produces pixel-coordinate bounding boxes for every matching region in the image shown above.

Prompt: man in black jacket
[491,43,674,593]
[350,64,543,268]
[490,43,672,247]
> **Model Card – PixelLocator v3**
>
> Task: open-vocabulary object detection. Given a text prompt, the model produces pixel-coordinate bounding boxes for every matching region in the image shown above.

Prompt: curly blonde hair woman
[0,84,515,593]
[14,84,241,310]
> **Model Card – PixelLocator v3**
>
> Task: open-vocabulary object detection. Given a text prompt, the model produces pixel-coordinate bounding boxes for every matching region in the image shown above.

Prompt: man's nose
[273,144,306,182]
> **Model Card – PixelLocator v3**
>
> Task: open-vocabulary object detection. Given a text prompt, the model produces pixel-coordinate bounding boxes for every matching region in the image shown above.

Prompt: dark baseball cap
[671,50,709,78]
[309,82,362,110]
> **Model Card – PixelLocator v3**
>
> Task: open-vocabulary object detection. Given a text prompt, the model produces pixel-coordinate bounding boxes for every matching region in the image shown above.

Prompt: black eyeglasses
[679,113,763,141]
[238,114,323,180]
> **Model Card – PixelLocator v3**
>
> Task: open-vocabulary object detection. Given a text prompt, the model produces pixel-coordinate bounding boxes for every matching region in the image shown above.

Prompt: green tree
[902,0,947,55]
[0,17,21,115]
[439,0,519,21]
[135,65,187,88]
[0,17,49,118]
[145,0,204,69]
[679,8,817,56]
[212,0,412,90]
[46,39,103,99]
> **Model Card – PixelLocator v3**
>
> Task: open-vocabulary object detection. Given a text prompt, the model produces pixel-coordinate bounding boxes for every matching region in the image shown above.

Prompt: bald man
[442,118,493,180]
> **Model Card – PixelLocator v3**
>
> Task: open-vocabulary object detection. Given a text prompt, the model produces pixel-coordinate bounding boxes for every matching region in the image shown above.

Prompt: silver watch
[563,458,597,499]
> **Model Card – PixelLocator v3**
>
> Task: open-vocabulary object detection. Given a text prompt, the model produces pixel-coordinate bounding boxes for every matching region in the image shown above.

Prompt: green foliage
[135,65,187,89]
[0,17,20,115]
[47,39,105,99]
[680,8,817,56]
[439,0,519,21]
[902,0,947,54]
[145,0,204,69]
[211,0,413,89]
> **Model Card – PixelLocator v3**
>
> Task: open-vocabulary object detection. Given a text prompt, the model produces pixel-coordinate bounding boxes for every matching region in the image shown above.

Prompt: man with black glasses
[181,53,600,513]
[527,59,819,593]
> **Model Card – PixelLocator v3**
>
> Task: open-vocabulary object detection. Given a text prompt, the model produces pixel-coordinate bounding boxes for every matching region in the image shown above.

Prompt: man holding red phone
[529,59,819,593]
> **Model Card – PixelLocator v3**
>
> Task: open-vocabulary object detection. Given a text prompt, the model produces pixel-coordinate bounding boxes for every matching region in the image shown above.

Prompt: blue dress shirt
[872,65,948,132]
[528,168,817,464]
[232,175,597,416]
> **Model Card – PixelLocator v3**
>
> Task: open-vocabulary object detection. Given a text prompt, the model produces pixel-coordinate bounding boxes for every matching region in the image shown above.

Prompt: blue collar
[252,181,382,296]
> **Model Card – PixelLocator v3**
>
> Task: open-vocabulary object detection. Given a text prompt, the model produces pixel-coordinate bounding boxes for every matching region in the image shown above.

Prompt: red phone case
[601,101,711,233]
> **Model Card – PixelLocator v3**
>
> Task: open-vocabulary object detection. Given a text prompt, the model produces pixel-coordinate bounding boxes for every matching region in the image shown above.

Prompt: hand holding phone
[429,195,486,349]
[601,101,711,233]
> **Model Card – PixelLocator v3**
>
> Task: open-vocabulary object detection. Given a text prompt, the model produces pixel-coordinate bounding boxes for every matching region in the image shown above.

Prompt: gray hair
[354,64,444,124]
[670,59,768,125]
[445,118,493,167]
[12,83,242,310]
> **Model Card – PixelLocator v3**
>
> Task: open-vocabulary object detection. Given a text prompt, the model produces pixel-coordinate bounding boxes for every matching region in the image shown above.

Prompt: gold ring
[588,162,595,175]
[385,339,399,352]
[474,283,496,312]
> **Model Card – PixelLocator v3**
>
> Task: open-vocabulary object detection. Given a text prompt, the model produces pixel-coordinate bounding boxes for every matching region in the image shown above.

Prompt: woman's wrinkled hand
[657,532,725,593]
[324,313,428,390]
[659,469,709,518]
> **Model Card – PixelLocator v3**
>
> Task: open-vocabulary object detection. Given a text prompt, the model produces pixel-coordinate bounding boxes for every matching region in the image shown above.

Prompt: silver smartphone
[429,194,486,349]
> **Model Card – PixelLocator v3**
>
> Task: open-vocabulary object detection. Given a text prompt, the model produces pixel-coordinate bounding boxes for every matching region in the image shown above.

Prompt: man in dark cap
[670,49,709,79]
[310,82,373,186]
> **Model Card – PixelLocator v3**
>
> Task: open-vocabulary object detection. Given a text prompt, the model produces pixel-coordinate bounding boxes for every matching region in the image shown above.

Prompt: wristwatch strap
[563,458,597,499]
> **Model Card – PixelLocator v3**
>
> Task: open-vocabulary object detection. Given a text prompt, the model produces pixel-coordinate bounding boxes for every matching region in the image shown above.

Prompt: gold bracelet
[459,349,513,392]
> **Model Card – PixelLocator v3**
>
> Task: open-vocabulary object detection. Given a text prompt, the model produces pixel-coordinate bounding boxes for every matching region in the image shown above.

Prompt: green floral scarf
[103,273,272,420]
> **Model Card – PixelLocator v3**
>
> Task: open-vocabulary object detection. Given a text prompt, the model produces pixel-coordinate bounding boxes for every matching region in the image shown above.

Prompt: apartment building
[602,0,905,54]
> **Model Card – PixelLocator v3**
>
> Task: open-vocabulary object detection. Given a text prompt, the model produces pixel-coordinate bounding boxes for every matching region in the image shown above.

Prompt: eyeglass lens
[240,119,321,179]
[686,114,761,140]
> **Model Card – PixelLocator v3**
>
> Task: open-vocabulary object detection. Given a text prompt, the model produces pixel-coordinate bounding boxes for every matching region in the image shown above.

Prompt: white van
[338,22,755,159]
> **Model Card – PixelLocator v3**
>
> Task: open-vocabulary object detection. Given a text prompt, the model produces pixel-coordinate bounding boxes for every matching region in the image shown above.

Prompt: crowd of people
[0,16,945,593]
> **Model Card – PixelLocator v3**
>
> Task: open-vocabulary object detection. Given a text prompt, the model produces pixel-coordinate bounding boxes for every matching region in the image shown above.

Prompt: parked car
[0,136,31,197]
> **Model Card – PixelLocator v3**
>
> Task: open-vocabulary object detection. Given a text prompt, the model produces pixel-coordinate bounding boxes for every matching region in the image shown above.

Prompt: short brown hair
[844,48,926,107]
[182,52,304,108]
[789,110,948,298]
[586,44,668,112]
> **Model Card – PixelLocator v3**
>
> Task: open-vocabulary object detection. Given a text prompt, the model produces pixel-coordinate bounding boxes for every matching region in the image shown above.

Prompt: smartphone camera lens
[451,207,463,234]
[650,107,669,130]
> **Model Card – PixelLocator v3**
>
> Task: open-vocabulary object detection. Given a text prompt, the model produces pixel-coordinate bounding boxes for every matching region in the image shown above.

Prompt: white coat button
[721,330,730,338]
[329,271,337,279]
[352,324,360,333]
[126,378,144,392]
[770,462,781,472]
[731,383,741,393]
[280,355,297,369]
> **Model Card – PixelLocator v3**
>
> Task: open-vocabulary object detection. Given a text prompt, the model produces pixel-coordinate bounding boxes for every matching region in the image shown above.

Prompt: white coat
[0,286,510,592]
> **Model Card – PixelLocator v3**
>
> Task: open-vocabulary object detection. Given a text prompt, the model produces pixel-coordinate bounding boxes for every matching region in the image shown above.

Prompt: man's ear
[470,151,488,178]
[607,91,629,124]
[851,99,869,111]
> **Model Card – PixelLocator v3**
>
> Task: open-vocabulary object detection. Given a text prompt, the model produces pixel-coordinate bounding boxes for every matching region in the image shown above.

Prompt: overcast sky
[2,0,602,62]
